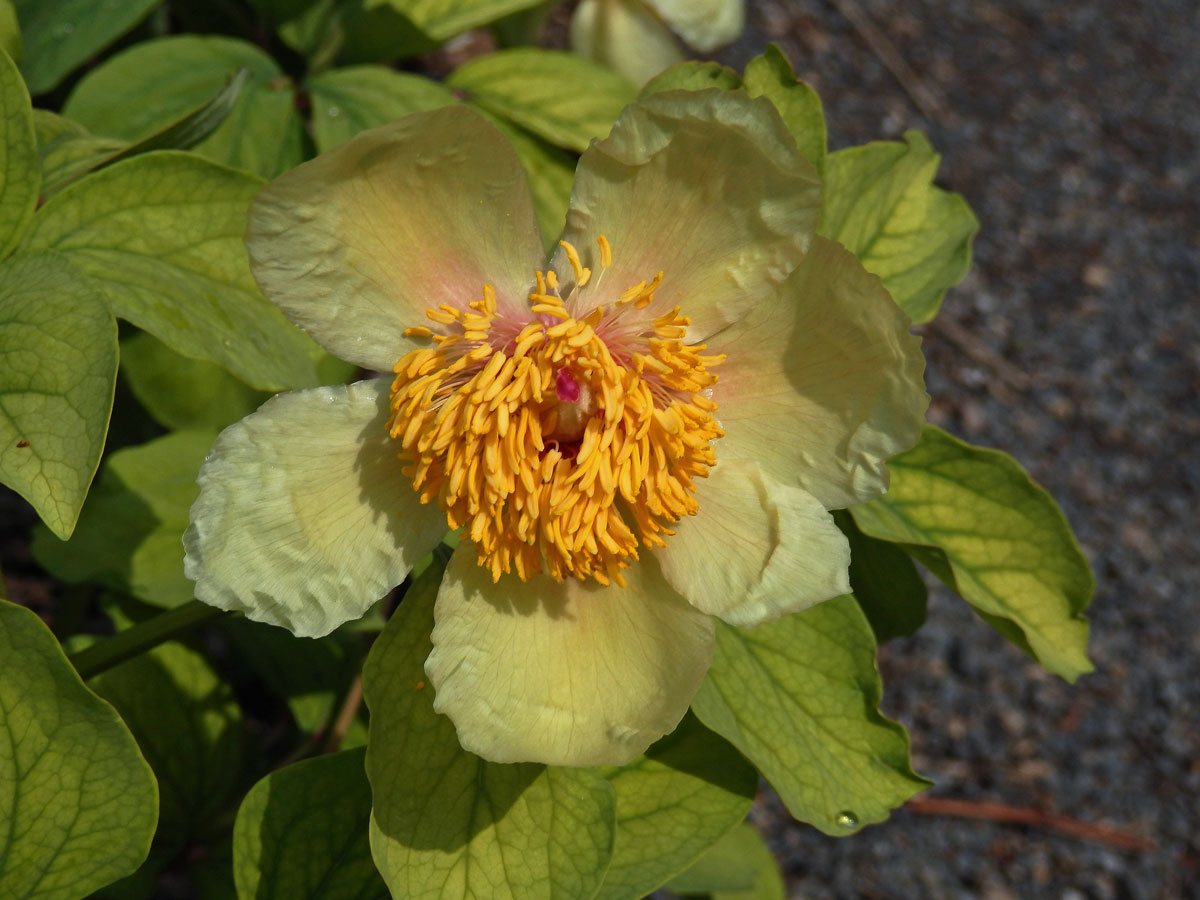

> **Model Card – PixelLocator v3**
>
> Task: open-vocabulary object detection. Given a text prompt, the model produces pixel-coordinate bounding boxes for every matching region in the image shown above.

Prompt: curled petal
[656,459,850,626]
[714,236,928,509]
[426,547,714,766]
[555,90,820,340]
[246,106,544,371]
[184,379,446,637]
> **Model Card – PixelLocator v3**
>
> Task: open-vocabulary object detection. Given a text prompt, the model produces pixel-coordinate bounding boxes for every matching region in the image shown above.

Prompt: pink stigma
[555,368,581,403]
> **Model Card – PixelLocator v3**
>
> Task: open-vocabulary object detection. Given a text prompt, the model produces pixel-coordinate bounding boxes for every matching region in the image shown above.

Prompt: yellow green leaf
[639,60,742,96]
[233,749,386,900]
[593,714,756,900]
[32,110,127,196]
[819,130,977,323]
[63,35,303,178]
[0,2,21,64]
[664,822,784,900]
[0,45,37,258]
[31,430,215,606]
[20,151,322,391]
[0,599,158,899]
[306,65,457,153]
[14,0,161,95]
[0,252,116,539]
[690,597,930,836]
[366,0,544,40]
[448,48,636,152]
[742,44,825,179]
[850,425,1094,681]
[120,332,270,432]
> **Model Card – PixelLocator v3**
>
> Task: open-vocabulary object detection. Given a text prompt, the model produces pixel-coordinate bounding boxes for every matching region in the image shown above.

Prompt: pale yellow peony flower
[183,90,927,766]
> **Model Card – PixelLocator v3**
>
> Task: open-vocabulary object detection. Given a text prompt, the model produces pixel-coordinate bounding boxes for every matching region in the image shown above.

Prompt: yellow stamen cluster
[387,239,723,585]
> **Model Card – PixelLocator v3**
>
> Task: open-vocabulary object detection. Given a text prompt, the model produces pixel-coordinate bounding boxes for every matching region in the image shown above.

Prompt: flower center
[387,237,723,586]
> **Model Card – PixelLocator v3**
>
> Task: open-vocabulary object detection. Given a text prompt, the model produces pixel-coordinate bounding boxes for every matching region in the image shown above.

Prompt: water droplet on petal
[834,810,859,830]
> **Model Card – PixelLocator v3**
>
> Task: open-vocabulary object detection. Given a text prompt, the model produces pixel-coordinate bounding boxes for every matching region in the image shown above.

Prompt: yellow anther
[597,235,612,268]
[386,240,722,585]
[559,240,591,287]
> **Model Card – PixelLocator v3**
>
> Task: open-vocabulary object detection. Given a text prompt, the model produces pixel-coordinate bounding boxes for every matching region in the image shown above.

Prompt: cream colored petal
[554,90,820,340]
[713,236,928,509]
[645,0,743,52]
[183,378,446,637]
[426,547,714,766]
[246,106,544,371]
[569,0,686,87]
[655,459,850,627]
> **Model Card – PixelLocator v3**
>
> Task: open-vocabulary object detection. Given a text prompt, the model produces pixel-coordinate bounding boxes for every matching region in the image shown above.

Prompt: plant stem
[321,675,364,755]
[70,600,228,680]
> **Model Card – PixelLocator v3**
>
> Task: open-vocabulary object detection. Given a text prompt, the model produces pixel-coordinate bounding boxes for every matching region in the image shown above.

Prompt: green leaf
[31,430,214,607]
[0,598,158,899]
[818,130,978,323]
[448,48,636,152]
[233,749,386,900]
[0,2,21,64]
[0,253,116,539]
[246,0,322,28]
[850,425,1094,681]
[279,0,438,69]
[690,597,930,836]
[120,332,269,431]
[593,714,756,900]
[306,65,457,153]
[20,151,322,391]
[665,823,784,900]
[364,565,617,900]
[742,44,826,180]
[33,110,128,198]
[833,509,927,642]
[366,0,544,40]
[483,112,574,252]
[63,35,304,178]
[0,45,37,259]
[89,637,243,846]
[13,0,161,95]
[221,616,364,741]
[98,66,253,159]
[639,60,742,96]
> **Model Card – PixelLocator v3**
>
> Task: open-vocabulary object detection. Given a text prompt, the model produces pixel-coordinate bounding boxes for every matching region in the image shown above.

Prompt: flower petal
[426,547,714,766]
[569,0,686,87]
[645,0,743,52]
[713,236,928,509]
[655,459,850,627]
[555,90,820,340]
[246,106,544,371]
[183,378,446,637]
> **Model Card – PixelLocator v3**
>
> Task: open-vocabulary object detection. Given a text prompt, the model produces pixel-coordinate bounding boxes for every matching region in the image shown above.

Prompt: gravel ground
[715,2,1200,898]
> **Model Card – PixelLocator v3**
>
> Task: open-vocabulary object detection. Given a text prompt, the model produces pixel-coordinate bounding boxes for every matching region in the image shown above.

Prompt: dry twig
[906,796,1155,852]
